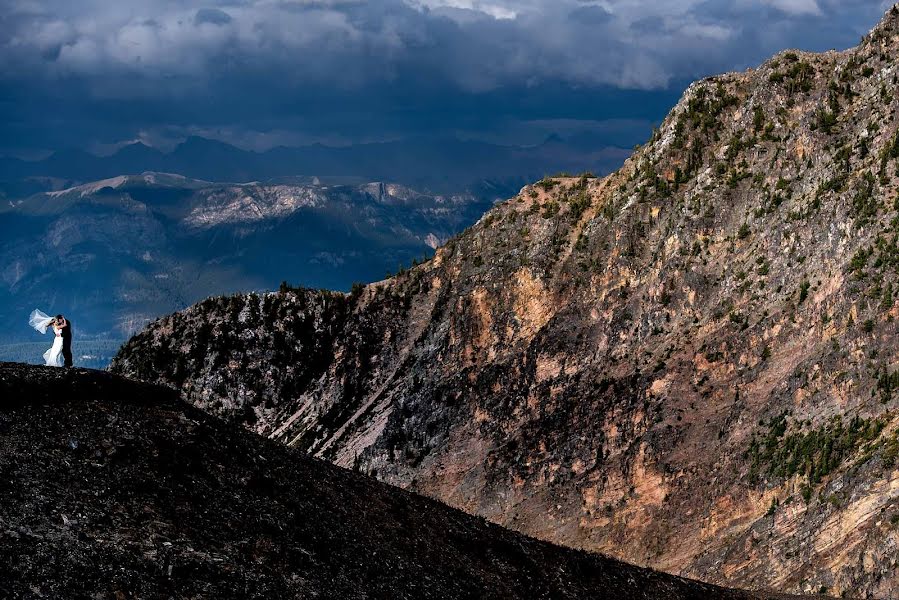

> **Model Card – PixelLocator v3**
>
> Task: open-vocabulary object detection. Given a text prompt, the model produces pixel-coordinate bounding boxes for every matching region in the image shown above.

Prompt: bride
[29,309,64,367]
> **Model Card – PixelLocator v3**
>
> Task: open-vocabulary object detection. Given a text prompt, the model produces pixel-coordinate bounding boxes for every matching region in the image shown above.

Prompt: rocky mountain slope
[113,6,899,597]
[0,362,807,600]
[0,174,493,347]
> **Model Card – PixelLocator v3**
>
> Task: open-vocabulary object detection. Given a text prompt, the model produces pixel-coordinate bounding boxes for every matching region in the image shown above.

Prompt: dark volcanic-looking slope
[0,362,792,600]
[113,7,899,598]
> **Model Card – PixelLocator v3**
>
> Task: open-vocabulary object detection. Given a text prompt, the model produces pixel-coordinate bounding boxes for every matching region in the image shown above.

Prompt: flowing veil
[29,309,55,334]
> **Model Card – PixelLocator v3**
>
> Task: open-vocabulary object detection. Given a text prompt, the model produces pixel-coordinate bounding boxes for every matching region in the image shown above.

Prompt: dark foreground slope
[0,363,795,600]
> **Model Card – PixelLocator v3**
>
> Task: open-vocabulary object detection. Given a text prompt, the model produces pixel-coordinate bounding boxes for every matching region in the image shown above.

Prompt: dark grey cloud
[630,15,665,34]
[0,0,891,156]
[568,5,613,24]
[194,8,232,26]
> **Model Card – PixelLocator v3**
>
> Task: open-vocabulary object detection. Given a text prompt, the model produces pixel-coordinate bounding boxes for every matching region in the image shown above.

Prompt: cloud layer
[0,0,891,155]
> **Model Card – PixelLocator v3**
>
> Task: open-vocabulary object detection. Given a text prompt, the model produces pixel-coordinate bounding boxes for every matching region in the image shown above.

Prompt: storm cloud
[0,0,891,155]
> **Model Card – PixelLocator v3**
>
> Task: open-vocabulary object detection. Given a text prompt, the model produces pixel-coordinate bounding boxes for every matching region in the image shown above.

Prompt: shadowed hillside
[0,362,812,599]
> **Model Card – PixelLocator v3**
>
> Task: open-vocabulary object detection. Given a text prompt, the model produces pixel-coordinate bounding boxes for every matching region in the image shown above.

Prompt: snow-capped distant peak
[47,175,129,198]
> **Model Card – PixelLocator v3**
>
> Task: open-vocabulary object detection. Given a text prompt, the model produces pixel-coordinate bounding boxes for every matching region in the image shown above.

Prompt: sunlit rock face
[114,8,899,597]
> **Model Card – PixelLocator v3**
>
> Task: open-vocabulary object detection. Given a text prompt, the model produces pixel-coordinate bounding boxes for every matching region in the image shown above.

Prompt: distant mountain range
[0,173,498,348]
[0,135,631,199]
[0,134,629,357]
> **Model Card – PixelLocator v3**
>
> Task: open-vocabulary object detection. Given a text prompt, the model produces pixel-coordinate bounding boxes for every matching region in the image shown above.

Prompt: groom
[56,315,73,368]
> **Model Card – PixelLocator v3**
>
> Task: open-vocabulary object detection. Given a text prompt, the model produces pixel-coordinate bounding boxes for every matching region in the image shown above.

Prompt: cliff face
[113,7,899,596]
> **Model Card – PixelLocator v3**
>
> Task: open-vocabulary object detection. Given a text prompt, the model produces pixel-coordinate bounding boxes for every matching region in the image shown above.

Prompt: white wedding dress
[29,309,64,367]
[44,332,64,367]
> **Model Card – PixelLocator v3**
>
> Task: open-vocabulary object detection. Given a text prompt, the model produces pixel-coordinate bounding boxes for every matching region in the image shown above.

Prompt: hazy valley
[0,173,500,361]
[0,134,629,365]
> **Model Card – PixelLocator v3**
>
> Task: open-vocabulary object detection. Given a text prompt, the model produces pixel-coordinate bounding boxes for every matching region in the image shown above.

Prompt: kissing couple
[29,309,74,368]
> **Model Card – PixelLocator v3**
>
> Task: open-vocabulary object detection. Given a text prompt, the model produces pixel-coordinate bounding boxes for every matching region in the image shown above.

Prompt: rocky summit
[113,7,899,598]
[0,362,808,600]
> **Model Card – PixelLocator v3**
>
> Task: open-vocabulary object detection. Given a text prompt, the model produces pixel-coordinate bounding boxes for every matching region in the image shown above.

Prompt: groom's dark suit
[61,319,73,367]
